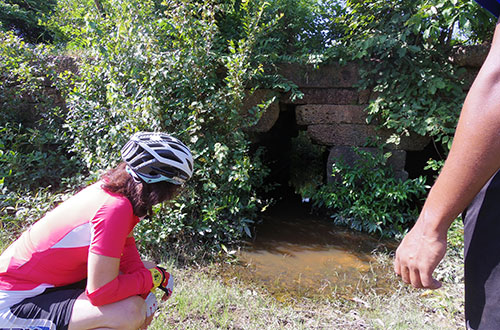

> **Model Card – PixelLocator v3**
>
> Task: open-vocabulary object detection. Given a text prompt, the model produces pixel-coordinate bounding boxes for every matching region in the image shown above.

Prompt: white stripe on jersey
[51,223,91,249]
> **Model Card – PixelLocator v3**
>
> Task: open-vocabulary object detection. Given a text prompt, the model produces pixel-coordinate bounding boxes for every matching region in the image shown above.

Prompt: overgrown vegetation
[1,0,302,254]
[295,0,496,235]
[0,1,485,327]
[0,0,58,42]
[0,0,496,250]
[0,31,79,191]
[310,148,428,236]
[330,0,496,149]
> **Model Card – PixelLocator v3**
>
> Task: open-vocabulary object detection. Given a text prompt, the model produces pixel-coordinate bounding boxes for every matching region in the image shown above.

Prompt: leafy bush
[0,178,73,251]
[0,30,80,191]
[46,0,300,252]
[328,0,496,152]
[0,0,58,42]
[215,0,345,62]
[310,148,428,237]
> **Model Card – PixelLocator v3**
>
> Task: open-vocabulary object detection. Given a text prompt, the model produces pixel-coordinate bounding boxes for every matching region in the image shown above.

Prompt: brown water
[221,204,396,301]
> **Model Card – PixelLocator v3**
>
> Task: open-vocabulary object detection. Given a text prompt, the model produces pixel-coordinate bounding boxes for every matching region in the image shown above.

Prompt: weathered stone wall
[243,44,489,182]
[23,48,489,185]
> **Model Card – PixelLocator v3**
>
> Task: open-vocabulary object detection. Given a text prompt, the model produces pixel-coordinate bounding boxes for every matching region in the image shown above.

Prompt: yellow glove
[149,266,173,299]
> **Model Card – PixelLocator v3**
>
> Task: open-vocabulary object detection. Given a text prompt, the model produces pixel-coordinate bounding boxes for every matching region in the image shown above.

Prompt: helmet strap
[125,165,142,183]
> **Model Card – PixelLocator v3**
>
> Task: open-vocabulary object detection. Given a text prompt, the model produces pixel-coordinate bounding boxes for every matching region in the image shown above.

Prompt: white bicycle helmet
[121,132,193,185]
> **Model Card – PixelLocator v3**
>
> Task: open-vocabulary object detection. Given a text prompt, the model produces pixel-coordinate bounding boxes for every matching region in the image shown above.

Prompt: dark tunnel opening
[405,139,446,187]
[250,104,304,207]
[249,105,444,212]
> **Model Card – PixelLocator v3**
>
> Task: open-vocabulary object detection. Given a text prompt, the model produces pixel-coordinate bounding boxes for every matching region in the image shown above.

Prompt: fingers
[419,267,442,290]
[394,258,442,289]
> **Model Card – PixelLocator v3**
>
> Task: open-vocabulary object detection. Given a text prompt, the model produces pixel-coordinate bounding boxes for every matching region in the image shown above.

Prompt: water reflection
[222,204,396,301]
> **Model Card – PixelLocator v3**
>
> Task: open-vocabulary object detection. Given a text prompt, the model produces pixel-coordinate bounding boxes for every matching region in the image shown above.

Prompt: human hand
[394,222,447,289]
[149,266,174,299]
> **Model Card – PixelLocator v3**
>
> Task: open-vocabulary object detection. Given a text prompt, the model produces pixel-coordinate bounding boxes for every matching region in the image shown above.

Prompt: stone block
[296,104,367,125]
[358,89,371,104]
[282,88,359,105]
[394,170,409,181]
[241,89,280,133]
[307,123,430,151]
[307,123,380,147]
[326,146,408,183]
[278,63,359,88]
[449,43,489,68]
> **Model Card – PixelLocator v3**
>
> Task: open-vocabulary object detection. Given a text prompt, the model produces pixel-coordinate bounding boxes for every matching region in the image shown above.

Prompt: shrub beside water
[309,148,428,237]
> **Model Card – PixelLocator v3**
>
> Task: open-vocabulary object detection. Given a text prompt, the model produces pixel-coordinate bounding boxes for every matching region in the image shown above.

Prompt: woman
[0,131,194,330]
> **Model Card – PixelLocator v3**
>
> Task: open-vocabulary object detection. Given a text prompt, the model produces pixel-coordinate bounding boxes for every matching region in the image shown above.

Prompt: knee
[111,296,147,330]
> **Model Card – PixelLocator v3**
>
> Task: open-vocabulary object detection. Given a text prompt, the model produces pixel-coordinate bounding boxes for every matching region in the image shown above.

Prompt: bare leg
[69,260,158,330]
[68,292,147,330]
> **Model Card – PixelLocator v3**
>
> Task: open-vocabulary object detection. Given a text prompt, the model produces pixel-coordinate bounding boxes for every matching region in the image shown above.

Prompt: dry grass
[149,248,464,330]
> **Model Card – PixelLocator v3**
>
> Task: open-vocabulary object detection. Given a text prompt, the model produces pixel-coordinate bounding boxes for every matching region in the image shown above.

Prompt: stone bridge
[243,44,488,183]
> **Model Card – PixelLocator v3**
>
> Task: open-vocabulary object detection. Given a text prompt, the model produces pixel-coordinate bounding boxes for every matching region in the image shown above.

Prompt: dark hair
[101,162,180,217]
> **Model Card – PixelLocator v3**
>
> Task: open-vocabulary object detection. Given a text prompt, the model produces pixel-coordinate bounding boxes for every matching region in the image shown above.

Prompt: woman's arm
[86,251,153,306]
[87,252,120,293]
[394,19,500,289]
[120,236,149,274]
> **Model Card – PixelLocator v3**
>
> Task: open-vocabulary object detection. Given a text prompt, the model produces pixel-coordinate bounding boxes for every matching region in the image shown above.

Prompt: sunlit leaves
[335,0,493,156]
[55,0,283,250]
[312,148,428,237]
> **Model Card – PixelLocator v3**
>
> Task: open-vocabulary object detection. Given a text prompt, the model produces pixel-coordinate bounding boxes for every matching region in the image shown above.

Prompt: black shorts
[0,281,86,330]
[464,169,500,329]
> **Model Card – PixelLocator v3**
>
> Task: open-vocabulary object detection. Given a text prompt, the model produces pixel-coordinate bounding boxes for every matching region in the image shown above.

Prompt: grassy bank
[149,246,464,330]
[0,198,464,329]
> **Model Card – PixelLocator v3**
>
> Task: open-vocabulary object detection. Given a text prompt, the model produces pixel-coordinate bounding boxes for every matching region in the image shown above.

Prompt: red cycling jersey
[0,181,153,308]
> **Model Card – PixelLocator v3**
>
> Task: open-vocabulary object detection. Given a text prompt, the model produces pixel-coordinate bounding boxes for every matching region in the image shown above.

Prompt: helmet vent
[170,144,185,153]
[157,150,182,163]
[149,143,164,148]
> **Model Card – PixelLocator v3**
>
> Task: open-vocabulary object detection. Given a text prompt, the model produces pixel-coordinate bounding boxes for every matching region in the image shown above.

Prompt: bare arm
[87,252,120,293]
[394,20,500,289]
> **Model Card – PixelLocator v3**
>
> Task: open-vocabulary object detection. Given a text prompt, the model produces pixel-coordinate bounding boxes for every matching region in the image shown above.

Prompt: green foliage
[1,0,487,248]
[0,30,80,191]
[48,0,296,250]
[0,0,58,42]
[310,148,428,236]
[329,0,496,154]
[215,0,345,61]
[0,179,71,251]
